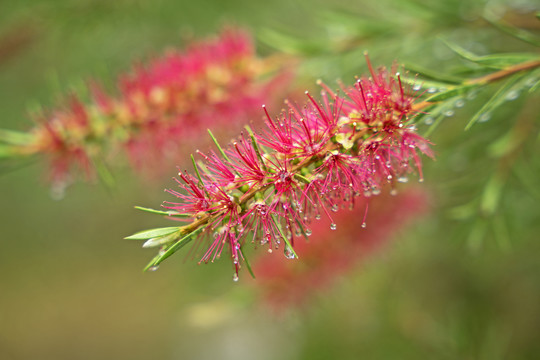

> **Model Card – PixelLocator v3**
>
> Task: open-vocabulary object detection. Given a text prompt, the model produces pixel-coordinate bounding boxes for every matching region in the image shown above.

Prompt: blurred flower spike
[255,189,429,310]
[2,27,290,189]
[128,55,434,281]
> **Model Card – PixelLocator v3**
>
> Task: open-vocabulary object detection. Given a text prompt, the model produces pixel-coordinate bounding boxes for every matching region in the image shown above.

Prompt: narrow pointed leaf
[239,247,256,279]
[143,227,205,270]
[271,216,299,259]
[465,74,526,130]
[208,129,232,164]
[134,206,191,218]
[125,226,180,240]
[425,84,477,102]
[0,129,34,145]
[142,232,179,248]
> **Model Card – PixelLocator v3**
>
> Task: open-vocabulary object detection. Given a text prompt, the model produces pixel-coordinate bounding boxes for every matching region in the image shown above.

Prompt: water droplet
[284,246,295,259]
[315,214,321,220]
[525,77,538,88]
[387,175,393,180]
[412,84,422,91]
[444,110,454,117]
[331,204,339,212]
[330,223,337,230]
[478,113,491,123]
[455,99,465,108]
[233,273,239,282]
[397,176,409,183]
[467,90,478,100]
[148,266,159,272]
[505,90,519,101]
[361,222,367,228]
[423,117,434,125]
[427,87,437,93]
[305,228,312,236]
[390,189,398,196]
[372,188,381,195]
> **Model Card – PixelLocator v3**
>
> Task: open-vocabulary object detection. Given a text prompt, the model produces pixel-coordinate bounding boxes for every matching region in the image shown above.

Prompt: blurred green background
[1,0,540,359]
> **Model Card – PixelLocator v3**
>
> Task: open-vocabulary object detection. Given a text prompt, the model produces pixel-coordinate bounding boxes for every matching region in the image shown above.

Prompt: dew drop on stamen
[397,176,409,183]
[148,266,159,272]
[361,222,367,228]
[305,228,312,236]
[233,273,239,282]
[315,214,321,220]
[331,204,339,212]
[330,223,337,230]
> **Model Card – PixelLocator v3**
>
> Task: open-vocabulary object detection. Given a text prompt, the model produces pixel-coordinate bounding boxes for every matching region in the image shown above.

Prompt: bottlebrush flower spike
[128,56,434,281]
[3,27,290,191]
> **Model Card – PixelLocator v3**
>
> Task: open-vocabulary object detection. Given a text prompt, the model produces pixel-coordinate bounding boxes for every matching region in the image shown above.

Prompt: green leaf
[208,129,233,164]
[143,226,205,271]
[465,74,526,130]
[0,129,34,145]
[125,226,180,240]
[480,175,504,216]
[484,13,540,47]
[191,154,205,185]
[401,77,453,93]
[425,84,477,102]
[239,247,256,279]
[245,125,268,171]
[473,53,540,69]
[404,63,463,84]
[142,232,179,248]
[271,216,299,259]
[443,40,539,69]
[134,206,191,218]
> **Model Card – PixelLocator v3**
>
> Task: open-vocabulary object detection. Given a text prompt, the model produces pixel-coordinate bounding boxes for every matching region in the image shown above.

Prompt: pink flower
[15,27,291,188]
[155,58,433,280]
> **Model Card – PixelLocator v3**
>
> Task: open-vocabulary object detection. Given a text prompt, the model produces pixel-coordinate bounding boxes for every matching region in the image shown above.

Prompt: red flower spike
[16,27,291,188]
[151,58,433,280]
